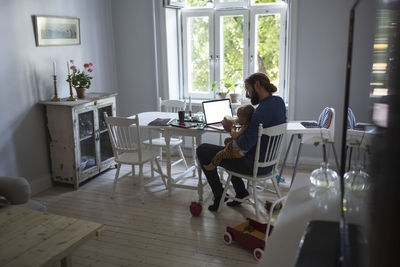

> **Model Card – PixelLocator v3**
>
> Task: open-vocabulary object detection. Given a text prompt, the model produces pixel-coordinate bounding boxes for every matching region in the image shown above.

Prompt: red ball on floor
[190,202,202,216]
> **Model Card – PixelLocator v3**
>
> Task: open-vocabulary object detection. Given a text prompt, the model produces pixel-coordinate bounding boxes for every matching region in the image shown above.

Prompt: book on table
[148,118,173,126]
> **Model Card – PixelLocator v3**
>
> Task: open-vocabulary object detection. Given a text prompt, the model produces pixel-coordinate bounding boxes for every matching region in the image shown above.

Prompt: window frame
[182,9,215,99]
[215,9,249,98]
[249,3,287,98]
[181,2,288,100]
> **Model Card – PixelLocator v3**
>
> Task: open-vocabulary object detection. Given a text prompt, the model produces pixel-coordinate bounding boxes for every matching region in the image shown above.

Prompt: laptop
[202,99,233,131]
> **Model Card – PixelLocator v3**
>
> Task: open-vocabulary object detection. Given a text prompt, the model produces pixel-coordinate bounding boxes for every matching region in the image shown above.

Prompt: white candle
[67,61,70,75]
[53,61,57,76]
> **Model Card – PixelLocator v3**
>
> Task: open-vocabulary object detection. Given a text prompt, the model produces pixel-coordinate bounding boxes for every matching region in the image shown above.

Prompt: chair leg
[290,142,303,188]
[150,160,154,178]
[111,163,121,199]
[132,165,135,177]
[347,146,353,172]
[139,164,144,204]
[271,174,282,198]
[252,181,260,220]
[217,174,232,212]
[177,145,188,169]
[155,157,167,188]
[331,143,340,172]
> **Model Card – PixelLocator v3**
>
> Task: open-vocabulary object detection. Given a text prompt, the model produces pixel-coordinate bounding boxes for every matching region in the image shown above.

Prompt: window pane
[256,13,281,89]
[186,0,212,7]
[221,15,244,92]
[188,16,210,93]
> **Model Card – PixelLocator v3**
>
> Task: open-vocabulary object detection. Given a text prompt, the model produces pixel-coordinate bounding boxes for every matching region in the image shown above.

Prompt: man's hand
[222,117,233,132]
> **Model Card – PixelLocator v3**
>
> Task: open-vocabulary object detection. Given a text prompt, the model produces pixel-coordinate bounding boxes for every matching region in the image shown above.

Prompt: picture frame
[33,15,80,46]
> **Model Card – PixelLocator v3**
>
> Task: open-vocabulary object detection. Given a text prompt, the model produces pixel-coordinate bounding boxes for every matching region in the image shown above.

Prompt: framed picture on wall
[33,15,80,46]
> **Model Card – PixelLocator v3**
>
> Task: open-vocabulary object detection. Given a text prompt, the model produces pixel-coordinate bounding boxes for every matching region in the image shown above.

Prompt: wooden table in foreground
[0,207,103,267]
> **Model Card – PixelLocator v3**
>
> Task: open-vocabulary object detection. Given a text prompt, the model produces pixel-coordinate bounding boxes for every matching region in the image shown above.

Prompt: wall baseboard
[29,173,52,195]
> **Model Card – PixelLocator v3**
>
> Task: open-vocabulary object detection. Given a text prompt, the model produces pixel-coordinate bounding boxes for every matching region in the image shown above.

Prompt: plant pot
[75,87,87,99]
[229,93,240,103]
[217,92,227,99]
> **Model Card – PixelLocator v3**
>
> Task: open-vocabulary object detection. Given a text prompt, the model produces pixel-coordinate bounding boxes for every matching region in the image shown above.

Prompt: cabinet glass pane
[98,105,114,163]
[98,105,112,131]
[100,132,113,162]
[78,111,96,171]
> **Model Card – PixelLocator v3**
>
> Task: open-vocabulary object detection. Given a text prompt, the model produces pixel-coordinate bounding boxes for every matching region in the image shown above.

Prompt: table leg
[165,131,172,197]
[148,129,154,177]
[277,134,294,184]
[196,134,203,202]
[192,136,196,176]
[61,255,72,267]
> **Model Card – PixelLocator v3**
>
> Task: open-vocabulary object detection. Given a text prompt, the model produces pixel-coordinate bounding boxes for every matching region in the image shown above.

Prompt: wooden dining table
[136,111,225,202]
[0,207,103,267]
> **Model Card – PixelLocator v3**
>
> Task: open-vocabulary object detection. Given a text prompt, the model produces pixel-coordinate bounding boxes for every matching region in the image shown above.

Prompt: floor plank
[35,158,310,266]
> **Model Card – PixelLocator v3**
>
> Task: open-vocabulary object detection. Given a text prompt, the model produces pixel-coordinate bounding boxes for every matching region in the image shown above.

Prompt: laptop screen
[202,99,233,125]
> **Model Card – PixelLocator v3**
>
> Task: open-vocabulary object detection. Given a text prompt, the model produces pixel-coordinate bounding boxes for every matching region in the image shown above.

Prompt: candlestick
[67,60,70,75]
[51,75,61,102]
[53,61,57,76]
[66,74,77,101]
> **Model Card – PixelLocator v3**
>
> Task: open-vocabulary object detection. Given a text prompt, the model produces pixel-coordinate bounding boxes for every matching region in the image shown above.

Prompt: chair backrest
[253,123,287,177]
[158,97,186,113]
[104,113,142,161]
[347,107,357,129]
[317,107,336,142]
[317,107,334,128]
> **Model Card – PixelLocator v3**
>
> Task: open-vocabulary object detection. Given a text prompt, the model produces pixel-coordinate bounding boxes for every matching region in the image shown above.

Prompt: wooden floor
[35,159,310,267]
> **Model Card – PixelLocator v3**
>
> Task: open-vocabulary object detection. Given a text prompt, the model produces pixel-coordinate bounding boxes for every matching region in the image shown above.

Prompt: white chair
[284,107,340,188]
[218,123,287,219]
[104,114,166,203]
[143,98,188,169]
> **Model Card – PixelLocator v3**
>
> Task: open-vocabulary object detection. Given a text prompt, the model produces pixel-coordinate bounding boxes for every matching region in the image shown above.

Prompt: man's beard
[251,92,260,105]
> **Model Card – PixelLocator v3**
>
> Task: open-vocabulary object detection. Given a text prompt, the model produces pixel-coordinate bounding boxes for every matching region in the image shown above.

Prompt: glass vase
[344,147,370,191]
[344,163,370,191]
[310,162,338,188]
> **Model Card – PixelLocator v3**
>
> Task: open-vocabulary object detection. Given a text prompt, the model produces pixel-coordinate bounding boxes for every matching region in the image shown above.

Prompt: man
[196,72,286,211]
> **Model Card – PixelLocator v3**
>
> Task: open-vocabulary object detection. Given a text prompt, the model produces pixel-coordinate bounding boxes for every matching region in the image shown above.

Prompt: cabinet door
[97,104,115,168]
[76,107,98,175]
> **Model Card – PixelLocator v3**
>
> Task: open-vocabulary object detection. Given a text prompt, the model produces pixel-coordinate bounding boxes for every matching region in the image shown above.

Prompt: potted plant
[211,81,228,99]
[211,80,242,102]
[68,59,94,99]
[226,82,242,103]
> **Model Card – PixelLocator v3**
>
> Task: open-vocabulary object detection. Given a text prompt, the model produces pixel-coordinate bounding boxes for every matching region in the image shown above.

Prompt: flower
[68,60,94,89]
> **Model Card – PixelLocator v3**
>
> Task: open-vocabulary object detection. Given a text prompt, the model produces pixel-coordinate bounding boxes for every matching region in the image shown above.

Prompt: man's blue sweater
[236,95,286,174]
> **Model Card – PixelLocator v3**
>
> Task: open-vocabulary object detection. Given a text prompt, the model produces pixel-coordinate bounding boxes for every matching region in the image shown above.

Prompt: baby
[203,104,255,171]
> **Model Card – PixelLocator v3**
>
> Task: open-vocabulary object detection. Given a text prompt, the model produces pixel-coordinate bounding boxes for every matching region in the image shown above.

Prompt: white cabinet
[40,93,117,189]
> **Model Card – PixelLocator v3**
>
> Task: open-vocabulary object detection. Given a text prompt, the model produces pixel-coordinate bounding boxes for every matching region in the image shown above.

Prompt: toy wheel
[223,232,232,245]
[253,248,264,261]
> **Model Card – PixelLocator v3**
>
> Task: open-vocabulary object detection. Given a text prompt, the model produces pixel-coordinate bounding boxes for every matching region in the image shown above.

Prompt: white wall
[0,0,117,193]
[290,0,376,165]
[111,0,159,116]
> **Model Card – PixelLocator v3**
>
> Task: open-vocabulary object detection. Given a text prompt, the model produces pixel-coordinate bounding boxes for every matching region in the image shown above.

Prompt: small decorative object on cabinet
[39,92,117,189]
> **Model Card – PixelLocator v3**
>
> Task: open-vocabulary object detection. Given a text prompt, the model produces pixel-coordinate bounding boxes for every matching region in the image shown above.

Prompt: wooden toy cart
[223,218,274,260]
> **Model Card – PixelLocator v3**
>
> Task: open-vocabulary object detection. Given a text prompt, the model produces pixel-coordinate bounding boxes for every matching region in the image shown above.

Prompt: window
[181,1,287,99]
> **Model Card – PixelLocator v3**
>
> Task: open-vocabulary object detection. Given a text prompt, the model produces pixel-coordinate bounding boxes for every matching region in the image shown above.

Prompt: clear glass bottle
[344,147,370,191]
[310,162,338,188]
